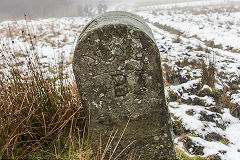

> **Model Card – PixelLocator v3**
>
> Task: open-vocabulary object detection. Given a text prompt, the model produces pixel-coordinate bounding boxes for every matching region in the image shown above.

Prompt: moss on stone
[73,11,176,159]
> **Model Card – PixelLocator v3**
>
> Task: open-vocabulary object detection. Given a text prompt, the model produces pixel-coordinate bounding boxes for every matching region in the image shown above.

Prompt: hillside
[0,1,240,159]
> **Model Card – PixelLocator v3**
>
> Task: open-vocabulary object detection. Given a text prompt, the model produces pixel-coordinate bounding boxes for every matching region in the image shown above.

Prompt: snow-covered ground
[0,0,240,159]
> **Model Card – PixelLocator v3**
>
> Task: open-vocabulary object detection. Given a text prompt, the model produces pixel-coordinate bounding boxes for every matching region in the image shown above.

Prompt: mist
[0,0,97,20]
[0,0,217,20]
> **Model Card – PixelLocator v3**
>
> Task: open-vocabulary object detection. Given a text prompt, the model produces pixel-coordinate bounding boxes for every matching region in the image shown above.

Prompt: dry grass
[0,43,85,160]
[0,17,137,159]
[0,17,87,159]
[153,22,183,36]
[221,86,234,109]
[201,61,216,88]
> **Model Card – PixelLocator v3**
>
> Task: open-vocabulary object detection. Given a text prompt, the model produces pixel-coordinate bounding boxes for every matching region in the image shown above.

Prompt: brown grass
[201,61,216,88]
[0,16,136,159]
[0,18,86,159]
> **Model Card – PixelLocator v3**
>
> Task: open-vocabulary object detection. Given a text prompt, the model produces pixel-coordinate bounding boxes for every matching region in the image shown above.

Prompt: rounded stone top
[79,11,155,42]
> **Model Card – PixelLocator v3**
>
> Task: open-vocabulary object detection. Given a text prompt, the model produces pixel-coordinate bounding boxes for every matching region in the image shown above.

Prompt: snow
[201,85,212,91]
[135,1,240,159]
[191,137,229,158]
[232,94,240,105]
[169,102,206,132]
[0,0,240,159]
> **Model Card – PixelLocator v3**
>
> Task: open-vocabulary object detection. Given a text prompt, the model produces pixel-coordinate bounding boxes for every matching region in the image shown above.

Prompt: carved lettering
[111,74,128,97]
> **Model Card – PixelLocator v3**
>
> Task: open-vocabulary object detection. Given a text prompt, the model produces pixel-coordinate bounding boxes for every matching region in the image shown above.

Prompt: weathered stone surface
[73,11,176,159]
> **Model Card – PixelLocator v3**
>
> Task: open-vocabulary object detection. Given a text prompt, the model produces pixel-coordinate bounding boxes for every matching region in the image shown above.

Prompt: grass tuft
[0,20,85,159]
[201,61,216,88]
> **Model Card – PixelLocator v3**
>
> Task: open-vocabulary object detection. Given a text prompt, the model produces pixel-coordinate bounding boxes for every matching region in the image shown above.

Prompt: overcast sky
[0,0,80,20]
